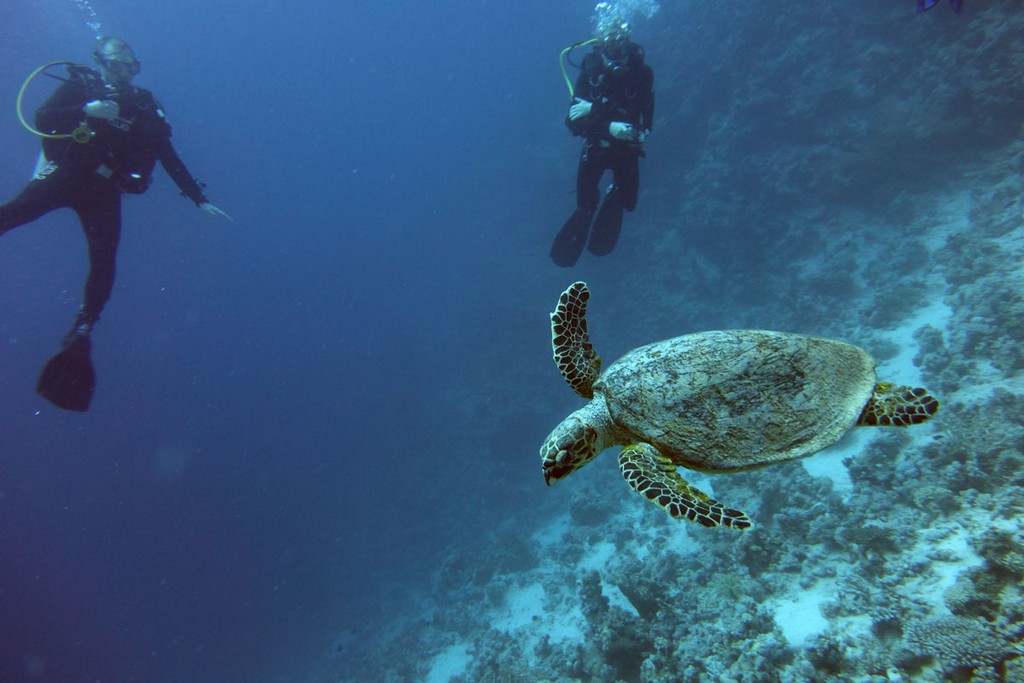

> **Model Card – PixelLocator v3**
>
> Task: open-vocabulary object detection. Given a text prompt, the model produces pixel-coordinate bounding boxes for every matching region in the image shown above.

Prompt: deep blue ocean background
[1,1,1021,682]
[1,1,591,681]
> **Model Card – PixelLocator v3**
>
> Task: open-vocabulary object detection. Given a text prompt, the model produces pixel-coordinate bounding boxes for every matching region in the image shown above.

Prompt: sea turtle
[541,281,940,530]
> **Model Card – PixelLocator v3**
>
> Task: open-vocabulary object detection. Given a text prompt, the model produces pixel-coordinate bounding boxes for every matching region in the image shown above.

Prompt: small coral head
[541,417,599,485]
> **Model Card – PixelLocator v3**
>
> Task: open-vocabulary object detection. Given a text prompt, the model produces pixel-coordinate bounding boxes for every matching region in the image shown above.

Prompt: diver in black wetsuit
[0,36,231,410]
[551,25,654,268]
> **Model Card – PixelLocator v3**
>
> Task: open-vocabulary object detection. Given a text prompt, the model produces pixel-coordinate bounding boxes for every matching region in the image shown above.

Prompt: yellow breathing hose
[560,38,597,100]
[17,61,94,143]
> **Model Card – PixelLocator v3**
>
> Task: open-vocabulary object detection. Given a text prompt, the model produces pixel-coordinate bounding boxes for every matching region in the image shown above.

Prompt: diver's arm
[576,76,626,138]
[638,66,655,135]
[159,139,232,220]
[157,139,208,206]
[566,67,605,137]
[34,81,91,134]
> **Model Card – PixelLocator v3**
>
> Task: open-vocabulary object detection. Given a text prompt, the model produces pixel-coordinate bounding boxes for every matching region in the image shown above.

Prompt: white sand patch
[924,191,971,251]
[532,514,570,548]
[831,612,873,645]
[802,429,864,496]
[573,537,638,614]
[578,540,617,573]
[604,583,640,617]
[615,491,699,561]
[425,641,471,683]
[906,521,984,613]
[659,520,696,551]
[771,577,836,646]
[492,582,545,634]
[490,574,585,653]
[949,359,1024,406]
[930,534,981,597]
[541,603,586,647]
[873,298,953,386]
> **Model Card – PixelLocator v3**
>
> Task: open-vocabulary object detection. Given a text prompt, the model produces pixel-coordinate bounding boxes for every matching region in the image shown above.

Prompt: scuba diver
[550,22,654,268]
[0,36,231,411]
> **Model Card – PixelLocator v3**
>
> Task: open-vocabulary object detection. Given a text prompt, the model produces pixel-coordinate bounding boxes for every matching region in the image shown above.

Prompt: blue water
[0,1,1015,682]
[0,1,593,680]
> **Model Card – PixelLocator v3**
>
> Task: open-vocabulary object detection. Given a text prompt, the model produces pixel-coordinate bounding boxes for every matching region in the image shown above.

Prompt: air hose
[560,38,597,99]
[17,61,93,143]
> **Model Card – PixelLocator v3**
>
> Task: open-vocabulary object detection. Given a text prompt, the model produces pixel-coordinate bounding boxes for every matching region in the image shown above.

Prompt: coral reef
[904,616,1007,673]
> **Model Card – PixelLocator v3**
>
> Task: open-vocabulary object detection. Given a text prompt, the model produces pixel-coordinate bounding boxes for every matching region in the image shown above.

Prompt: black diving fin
[587,187,623,256]
[550,207,594,267]
[37,334,95,412]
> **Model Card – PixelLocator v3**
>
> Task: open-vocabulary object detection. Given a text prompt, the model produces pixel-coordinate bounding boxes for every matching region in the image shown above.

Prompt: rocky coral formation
[904,615,1008,675]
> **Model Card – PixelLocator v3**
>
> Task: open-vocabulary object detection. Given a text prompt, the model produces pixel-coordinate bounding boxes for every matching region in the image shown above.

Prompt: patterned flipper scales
[551,281,602,399]
[619,443,752,530]
[857,382,940,427]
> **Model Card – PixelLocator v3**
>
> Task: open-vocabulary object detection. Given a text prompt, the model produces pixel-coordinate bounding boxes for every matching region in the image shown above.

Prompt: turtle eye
[556,450,570,466]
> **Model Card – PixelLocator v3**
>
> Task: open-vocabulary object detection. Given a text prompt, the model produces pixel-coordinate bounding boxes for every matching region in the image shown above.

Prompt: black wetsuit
[0,65,208,327]
[551,41,655,266]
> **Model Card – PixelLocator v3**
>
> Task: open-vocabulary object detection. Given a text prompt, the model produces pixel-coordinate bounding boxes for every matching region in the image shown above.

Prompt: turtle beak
[543,462,571,486]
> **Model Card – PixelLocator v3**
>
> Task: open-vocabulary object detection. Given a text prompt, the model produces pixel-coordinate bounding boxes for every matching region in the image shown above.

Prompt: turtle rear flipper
[551,281,602,399]
[858,382,939,427]
[619,444,752,530]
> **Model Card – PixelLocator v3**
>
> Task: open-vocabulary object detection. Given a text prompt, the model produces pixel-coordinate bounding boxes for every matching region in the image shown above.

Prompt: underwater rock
[861,278,929,330]
[805,633,845,674]
[569,487,616,527]
[737,528,786,578]
[489,533,538,575]
[575,569,653,682]
[836,521,901,555]
[578,570,609,623]
[973,528,1024,580]
[614,577,663,626]
[912,324,952,378]
[904,615,1008,671]
[937,231,1005,287]
[944,567,1003,621]
[910,482,960,520]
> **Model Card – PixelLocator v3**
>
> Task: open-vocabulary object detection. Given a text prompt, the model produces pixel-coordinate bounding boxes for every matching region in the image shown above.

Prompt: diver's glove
[200,202,234,222]
[568,98,593,121]
[83,100,120,120]
[609,122,642,142]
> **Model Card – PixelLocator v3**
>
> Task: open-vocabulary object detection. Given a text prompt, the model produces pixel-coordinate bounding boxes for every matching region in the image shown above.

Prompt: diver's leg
[575,145,605,214]
[588,185,623,256]
[0,170,72,237]
[551,146,604,267]
[613,153,640,212]
[588,152,637,256]
[71,186,122,336]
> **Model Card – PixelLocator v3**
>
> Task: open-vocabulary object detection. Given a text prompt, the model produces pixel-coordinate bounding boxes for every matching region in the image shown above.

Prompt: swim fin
[587,187,623,256]
[37,335,95,412]
[550,208,594,267]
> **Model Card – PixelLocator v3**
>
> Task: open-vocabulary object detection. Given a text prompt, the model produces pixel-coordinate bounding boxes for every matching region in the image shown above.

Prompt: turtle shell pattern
[595,330,877,473]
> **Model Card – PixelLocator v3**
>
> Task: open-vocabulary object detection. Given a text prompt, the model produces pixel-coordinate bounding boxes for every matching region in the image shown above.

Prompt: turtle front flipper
[551,281,602,399]
[618,444,752,530]
[857,382,940,427]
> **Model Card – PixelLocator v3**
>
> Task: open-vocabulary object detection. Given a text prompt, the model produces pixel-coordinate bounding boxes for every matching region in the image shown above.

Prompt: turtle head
[541,402,617,485]
[541,417,600,485]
